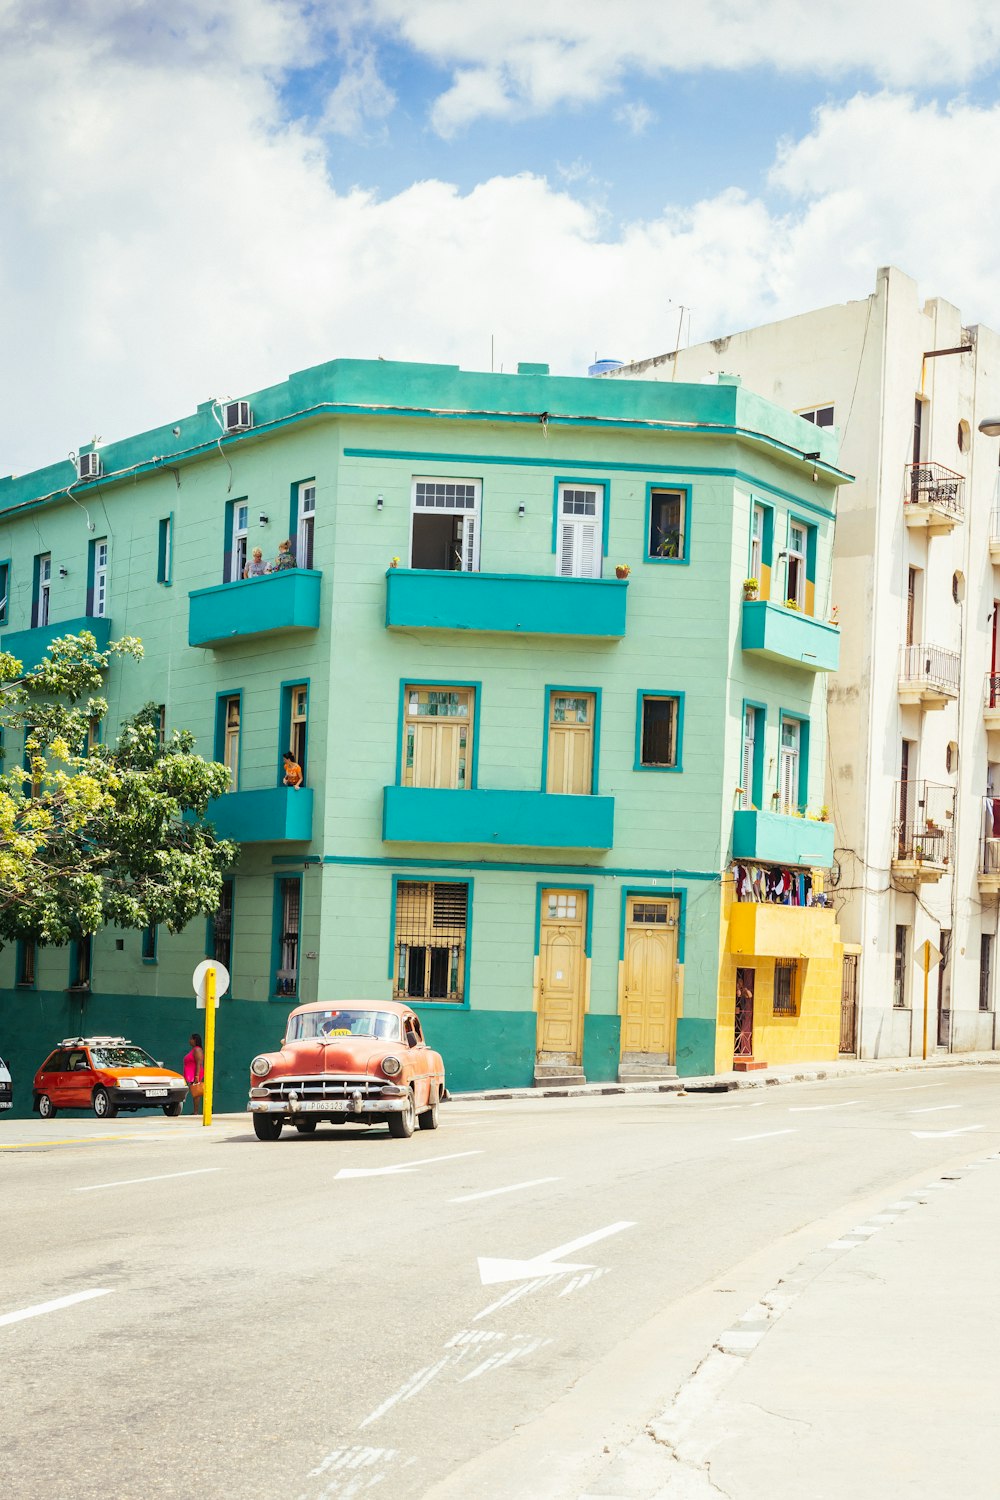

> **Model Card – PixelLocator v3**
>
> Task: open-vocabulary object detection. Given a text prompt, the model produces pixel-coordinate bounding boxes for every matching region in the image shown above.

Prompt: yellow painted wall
[716,872,843,1071]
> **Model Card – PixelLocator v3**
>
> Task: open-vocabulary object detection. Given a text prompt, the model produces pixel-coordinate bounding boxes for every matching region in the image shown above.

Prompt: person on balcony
[244,547,267,578]
[271,539,296,571]
[282,750,303,789]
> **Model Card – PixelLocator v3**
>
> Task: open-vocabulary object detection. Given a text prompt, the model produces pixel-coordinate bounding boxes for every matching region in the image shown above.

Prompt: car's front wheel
[253,1113,283,1141]
[162,1102,182,1117]
[388,1088,416,1139]
[37,1093,56,1119]
[92,1088,118,1119]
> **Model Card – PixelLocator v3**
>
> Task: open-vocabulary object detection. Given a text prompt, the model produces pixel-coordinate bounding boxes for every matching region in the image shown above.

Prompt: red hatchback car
[248,1001,446,1141]
[33,1037,188,1119]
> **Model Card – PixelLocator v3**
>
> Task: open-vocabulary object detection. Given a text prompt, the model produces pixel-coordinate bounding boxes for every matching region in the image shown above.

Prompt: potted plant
[742,577,760,600]
[828,604,840,626]
[389,556,400,568]
[784,597,801,611]
[615,563,631,579]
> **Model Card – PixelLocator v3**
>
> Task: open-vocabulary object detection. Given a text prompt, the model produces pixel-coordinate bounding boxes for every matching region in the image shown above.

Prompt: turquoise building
[0,360,850,1114]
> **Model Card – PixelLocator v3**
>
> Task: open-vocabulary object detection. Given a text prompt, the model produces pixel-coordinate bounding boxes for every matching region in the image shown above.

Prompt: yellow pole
[203,965,216,1127]
[922,947,930,1062]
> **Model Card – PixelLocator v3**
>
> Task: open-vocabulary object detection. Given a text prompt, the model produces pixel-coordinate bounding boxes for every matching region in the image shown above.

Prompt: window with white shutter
[779,718,801,814]
[741,706,756,808]
[557,485,603,578]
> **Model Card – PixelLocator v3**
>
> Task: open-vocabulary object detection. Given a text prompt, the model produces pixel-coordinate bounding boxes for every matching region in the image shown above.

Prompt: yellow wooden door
[622,897,678,1057]
[546,693,594,794]
[537,889,587,1058]
[403,687,472,788]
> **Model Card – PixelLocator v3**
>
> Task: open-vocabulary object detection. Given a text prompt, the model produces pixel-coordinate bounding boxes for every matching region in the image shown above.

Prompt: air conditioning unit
[78,452,102,480]
[222,400,252,434]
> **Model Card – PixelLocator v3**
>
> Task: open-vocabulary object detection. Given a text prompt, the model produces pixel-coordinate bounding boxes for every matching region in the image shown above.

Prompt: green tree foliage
[0,630,236,945]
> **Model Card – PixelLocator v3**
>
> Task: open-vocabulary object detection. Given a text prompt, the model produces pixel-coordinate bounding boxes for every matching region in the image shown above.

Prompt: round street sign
[192,959,230,1008]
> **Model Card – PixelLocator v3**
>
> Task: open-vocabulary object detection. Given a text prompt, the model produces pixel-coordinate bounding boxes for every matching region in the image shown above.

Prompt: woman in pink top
[183,1032,204,1115]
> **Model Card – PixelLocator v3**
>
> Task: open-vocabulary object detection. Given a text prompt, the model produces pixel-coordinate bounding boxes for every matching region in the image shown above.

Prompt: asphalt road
[2,1067,999,1500]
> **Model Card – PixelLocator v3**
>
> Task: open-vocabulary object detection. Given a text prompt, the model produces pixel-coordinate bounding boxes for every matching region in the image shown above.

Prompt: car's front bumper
[110,1086,188,1108]
[248,1095,410,1115]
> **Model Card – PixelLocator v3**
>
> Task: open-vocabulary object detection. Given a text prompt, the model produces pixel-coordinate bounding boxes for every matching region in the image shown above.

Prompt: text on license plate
[145,1089,168,1097]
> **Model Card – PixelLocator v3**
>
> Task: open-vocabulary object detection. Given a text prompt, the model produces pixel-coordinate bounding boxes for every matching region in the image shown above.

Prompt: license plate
[145,1089,168,1098]
[294,1100,351,1112]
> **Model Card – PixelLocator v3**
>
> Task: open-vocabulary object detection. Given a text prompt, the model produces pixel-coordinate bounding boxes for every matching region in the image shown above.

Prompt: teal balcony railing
[732,810,834,868]
[741,600,840,673]
[383,786,614,850]
[2,616,112,673]
[205,787,314,843]
[189,569,321,648]
[385,569,627,638]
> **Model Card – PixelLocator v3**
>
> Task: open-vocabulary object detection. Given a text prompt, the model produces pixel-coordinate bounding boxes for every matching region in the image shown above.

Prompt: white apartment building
[607,266,1000,1059]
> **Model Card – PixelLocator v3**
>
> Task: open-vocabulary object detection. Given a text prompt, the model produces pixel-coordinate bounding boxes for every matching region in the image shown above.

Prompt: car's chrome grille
[259,1075,384,1102]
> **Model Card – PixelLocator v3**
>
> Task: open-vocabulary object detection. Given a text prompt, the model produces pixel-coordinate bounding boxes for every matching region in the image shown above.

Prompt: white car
[0,1054,11,1112]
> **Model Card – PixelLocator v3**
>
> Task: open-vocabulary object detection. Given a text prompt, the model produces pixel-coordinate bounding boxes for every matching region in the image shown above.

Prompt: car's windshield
[288,1010,401,1041]
[90,1046,157,1069]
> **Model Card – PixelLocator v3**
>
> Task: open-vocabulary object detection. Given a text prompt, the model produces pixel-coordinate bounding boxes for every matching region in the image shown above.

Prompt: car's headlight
[381,1055,402,1077]
[118,1078,139,1089]
[251,1057,272,1077]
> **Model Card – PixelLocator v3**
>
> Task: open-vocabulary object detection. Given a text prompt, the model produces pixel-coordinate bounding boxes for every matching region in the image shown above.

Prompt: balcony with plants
[903,461,964,536]
[740,578,840,674]
[188,568,322,649]
[891,779,954,887]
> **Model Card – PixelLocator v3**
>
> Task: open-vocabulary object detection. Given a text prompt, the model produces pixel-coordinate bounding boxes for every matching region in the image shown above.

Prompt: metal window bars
[985,673,1000,711]
[892,779,955,864]
[898,644,961,695]
[904,461,965,517]
[394,881,468,1003]
[981,837,1000,877]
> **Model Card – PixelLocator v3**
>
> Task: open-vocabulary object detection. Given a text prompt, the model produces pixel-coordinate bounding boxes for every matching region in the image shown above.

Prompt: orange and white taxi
[33,1037,188,1118]
[247,1001,446,1141]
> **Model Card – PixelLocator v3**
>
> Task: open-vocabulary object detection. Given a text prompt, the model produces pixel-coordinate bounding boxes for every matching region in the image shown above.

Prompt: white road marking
[75,1167,221,1192]
[473,1275,562,1320]
[912,1126,984,1139]
[558,1268,608,1297]
[883,1082,947,1092]
[0,1289,112,1329]
[826,1239,859,1250]
[359,1357,452,1428]
[334,1150,482,1180]
[733,1129,796,1142]
[788,1100,860,1112]
[477,1220,635,1286]
[459,1334,550,1382]
[450,1176,559,1203]
[908,1104,961,1115]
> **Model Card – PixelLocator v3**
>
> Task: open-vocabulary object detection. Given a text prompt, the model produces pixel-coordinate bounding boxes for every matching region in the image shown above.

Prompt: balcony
[903,462,964,535]
[382,785,614,850]
[891,779,953,888]
[188,569,321,649]
[740,600,840,673]
[205,786,314,843]
[384,568,628,639]
[2,615,112,673]
[731,810,835,869]
[729,902,837,961]
[898,644,960,710]
[984,675,1000,732]
[979,837,1000,896]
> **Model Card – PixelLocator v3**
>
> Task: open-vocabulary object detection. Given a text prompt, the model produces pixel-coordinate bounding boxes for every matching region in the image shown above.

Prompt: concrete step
[618,1065,677,1083]
[534,1061,586,1087]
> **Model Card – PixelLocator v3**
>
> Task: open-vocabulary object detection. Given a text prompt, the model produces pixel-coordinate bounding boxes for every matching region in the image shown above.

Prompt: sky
[3,0,1000,476]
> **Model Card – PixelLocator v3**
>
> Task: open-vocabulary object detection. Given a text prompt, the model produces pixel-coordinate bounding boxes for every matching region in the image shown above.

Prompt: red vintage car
[247,1001,446,1141]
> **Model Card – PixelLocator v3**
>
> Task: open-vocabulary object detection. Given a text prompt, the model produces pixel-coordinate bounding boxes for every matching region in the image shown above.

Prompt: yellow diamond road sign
[918,940,942,972]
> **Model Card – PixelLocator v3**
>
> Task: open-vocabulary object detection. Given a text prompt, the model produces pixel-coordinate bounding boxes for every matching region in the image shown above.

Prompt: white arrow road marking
[0,1289,112,1329]
[789,1101,860,1112]
[477,1219,635,1286]
[76,1168,221,1192]
[334,1151,482,1180]
[450,1176,559,1203]
[733,1129,796,1142]
[911,1125,984,1139]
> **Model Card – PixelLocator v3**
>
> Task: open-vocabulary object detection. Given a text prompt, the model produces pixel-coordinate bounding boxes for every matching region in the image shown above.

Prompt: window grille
[414,481,478,509]
[18,941,35,986]
[979,934,993,1013]
[640,697,677,767]
[213,879,234,973]
[276,879,300,997]
[394,881,468,1003]
[773,958,797,1016]
[893,925,908,1008]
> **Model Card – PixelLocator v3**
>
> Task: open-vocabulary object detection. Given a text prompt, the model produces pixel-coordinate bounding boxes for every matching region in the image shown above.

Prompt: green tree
[0,630,236,946]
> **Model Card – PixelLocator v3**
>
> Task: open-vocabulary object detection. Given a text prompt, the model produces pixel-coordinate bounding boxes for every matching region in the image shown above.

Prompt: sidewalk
[452,1049,1000,1104]
[579,1141,1000,1499]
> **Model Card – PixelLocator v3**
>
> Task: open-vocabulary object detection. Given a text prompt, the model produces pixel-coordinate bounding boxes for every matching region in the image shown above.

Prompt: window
[155,705,166,750]
[638,694,680,770]
[275,878,301,997]
[33,553,51,628]
[394,880,468,1004]
[647,488,687,561]
[749,505,764,586]
[786,524,806,610]
[557,484,603,578]
[157,516,173,585]
[410,477,479,571]
[210,877,234,991]
[0,560,9,626]
[894,925,909,1009]
[906,567,919,646]
[216,695,241,788]
[773,959,798,1016]
[296,482,316,569]
[227,500,249,582]
[16,940,36,987]
[798,405,834,428]
[741,705,758,809]
[913,397,927,465]
[547,691,595,794]
[284,683,308,779]
[402,685,473,789]
[141,925,157,962]
[980,934,993,1013]
[779,718,801,814]
[86,716,101,754]
[69,934,92,990]
[89,538,109,617]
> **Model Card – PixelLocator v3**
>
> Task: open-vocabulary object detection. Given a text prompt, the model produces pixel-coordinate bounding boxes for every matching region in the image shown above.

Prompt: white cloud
[3,7,1000,478]
[319,47,396,138]
[614,101,656,136]
[360,0,1000,131]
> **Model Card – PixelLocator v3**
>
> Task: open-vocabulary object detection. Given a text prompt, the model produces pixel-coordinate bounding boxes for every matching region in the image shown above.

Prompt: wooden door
[621,897,678,1057]
[546,693,595,795]
[403,687,473,789]
[537,890,587,1059]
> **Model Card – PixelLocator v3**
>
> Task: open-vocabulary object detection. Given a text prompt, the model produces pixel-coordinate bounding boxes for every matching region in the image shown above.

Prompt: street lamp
[979,417,1000,437]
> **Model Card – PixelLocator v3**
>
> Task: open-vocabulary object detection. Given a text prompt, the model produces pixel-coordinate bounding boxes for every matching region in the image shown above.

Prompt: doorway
[621,896,678,1061]
[537,890,588,1062]
[735,968,755,1060]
